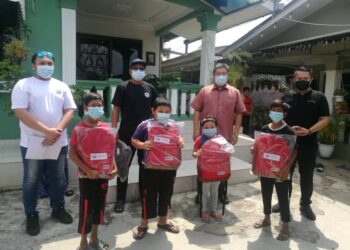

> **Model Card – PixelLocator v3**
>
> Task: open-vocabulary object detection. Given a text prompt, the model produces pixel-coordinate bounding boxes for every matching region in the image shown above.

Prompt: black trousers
[141,169,176,219]
[261,177,290,223]
[117,127,144,202]
[289,140,318,207]
[242,115,251,135]
[78,178,108,235]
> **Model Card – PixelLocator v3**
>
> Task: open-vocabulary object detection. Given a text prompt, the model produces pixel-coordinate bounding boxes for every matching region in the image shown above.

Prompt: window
[342,73,350,109]
[77,34,142,81]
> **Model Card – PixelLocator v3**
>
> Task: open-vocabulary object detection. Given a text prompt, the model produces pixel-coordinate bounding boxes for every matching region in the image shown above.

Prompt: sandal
[211,212,222,222]
[133,226,148,240]
[65,189,74,197]
[201,211,211,222]
[89,239,109,250]
[277,231,289,241]
[157,222,180,234]
[253,219,271,229]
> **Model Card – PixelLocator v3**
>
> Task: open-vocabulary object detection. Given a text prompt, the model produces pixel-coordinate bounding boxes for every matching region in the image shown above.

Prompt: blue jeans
[20,146,68,215]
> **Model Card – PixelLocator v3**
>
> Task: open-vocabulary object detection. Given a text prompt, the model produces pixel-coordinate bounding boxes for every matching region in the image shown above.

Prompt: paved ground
[0,157,349,250]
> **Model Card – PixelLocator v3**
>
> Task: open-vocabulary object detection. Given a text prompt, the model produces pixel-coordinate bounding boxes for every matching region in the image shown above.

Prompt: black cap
[130,58,146,68]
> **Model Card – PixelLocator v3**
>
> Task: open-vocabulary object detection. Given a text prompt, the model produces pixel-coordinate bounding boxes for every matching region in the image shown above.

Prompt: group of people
[11,51,330,249]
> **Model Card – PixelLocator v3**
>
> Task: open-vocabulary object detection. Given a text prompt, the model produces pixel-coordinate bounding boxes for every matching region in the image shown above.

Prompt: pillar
[196,12,222,86]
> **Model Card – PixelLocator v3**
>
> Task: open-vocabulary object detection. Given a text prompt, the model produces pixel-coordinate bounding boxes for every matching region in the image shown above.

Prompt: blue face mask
[37,65,54,79]
[214,74,228,86]
[131,70,146,81]
[269,111,284,123]
[86,107,104,120]
[202,128,217,138]
[157,112,170,125]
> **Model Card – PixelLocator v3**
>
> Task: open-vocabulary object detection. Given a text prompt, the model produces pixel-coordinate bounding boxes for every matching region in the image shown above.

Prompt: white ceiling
[77,0,273,40]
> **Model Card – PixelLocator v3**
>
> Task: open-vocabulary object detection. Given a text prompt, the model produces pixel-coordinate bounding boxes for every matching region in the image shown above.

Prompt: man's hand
[193,129,200,141]
[86,169,100,179]
[193,149,202,158]
[143,140,153,150]
[45,128,62,141]
[231,132,239,145]
[292,126,309,136]
[178,137,185,149]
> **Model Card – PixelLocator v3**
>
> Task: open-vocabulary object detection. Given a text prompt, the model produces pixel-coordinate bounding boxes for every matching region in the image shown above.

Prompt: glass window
[77,34,142,81]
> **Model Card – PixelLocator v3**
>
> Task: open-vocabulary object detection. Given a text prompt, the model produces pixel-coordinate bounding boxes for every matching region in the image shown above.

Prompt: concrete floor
[0,157,349,250]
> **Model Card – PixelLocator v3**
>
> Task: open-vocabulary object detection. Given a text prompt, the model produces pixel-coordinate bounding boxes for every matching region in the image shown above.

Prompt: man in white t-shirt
[11,51,77,236]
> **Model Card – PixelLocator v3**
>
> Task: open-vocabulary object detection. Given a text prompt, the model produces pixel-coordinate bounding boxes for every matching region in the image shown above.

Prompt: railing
[166,82,202,120]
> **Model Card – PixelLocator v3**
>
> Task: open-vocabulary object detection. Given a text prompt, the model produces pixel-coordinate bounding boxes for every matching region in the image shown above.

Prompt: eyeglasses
[36,51,54,58]
[131,67,145,71]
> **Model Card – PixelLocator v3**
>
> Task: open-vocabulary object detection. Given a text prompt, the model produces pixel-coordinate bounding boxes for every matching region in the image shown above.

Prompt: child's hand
[250,145,258,155]
[193,149,202,158]
[86,169,100,179]
[178,137,185,149]
[143,140,153,150]
[107,168,117,180]
[275,168,289,180]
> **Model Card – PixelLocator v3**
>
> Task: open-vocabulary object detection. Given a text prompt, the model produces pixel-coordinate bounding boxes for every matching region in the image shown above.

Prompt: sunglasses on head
[36,51,54,58]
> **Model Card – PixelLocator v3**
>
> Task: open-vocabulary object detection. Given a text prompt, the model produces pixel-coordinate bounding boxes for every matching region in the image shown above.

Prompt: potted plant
[251,106,270,138]
[318,119,339,158]
[333,88,349,102]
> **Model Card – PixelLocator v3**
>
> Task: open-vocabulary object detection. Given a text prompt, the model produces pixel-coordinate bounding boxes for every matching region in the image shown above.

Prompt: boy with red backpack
[69,93,117,250]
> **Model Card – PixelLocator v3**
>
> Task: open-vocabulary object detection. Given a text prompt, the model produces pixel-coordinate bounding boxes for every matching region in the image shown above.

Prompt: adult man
[111,58,157,213]
[273,66,330,221]
[11,51,76,236]
[191,63,246,204]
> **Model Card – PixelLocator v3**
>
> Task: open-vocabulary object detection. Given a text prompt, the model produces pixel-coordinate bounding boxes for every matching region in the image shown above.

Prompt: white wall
[62,8,76,85]
[77,13,160,76]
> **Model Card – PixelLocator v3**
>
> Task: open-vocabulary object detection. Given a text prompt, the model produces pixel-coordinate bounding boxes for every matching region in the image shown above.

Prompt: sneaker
[26,213,40,236]
[300,206,316,221]
[51,207,73,224]
[271,203,280,213]
[114,200,125,213]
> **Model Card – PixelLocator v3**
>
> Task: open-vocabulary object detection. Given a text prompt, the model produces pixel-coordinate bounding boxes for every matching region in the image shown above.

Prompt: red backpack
[252,133,296,178]
[145,121,181,170]
[77,127,116,175]
[197,136,233,182]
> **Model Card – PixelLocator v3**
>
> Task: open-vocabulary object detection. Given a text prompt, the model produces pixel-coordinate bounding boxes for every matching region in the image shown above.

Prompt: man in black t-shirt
[273,66,330,221]
[111,58,157,213]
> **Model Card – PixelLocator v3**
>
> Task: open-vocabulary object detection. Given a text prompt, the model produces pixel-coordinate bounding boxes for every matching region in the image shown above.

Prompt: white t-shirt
[11,76,77,147]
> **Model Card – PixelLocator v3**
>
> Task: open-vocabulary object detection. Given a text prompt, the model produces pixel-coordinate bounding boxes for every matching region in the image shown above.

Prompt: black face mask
[295,80,310,91]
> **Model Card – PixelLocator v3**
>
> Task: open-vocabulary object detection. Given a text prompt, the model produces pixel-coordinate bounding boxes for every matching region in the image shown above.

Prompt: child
[242,87,253,136]
[192,115,222,222]
[131,97,184,240]
[251,99,297,241]
[69,93,117,250]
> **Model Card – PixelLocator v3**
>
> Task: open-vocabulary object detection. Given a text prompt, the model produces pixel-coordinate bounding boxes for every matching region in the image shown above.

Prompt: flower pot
[334,95,344,102]
[318,143,335,158]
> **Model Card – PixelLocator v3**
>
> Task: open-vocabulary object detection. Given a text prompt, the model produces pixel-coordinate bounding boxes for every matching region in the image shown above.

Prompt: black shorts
[78,178,108,235]
[141,169,176,219]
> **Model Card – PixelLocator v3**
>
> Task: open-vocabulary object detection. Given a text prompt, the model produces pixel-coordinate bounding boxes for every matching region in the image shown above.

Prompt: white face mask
[37,65,54,79]
[214,74,228,86]
[131,70,145,81]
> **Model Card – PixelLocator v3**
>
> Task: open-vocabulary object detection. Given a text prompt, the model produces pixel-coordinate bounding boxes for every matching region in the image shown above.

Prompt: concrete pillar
[62,8,76,85]
[324,56,342,112]
[196,12,222,86]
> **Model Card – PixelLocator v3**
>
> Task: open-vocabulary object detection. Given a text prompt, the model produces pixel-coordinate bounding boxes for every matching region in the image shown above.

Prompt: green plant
[144,74,169,96]
[251,107,270,131]
[70,85,85,117]
[318,119,339,145]
[225,50,252,89]
[333,88,349,96]
[4,38,28,64]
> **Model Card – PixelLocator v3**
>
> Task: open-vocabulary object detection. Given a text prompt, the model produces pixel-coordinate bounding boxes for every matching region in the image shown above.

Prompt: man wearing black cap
[111,58,158,213]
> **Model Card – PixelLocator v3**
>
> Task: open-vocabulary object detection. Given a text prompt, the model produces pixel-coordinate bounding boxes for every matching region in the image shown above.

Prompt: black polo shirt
[283,90,330,143]
[112,80,157,130]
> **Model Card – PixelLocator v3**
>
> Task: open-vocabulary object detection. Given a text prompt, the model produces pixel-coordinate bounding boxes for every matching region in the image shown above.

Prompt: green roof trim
[60,0,77,10]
